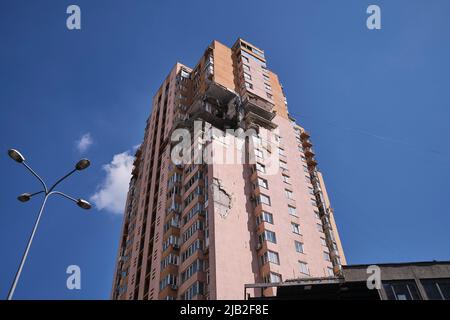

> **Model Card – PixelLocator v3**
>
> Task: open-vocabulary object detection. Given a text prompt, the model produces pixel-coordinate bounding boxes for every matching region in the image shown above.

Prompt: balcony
[300,131,310,139]
[188,81,239,121]
[244,94,273,113]
[167,195,182,211]
[160,263,179,276]
[241,94,277,130]
[167,179,182,191]
[166,205,181,219]
[302,140,312,148]
[163,218,181,237]
[255,241,265,252]
[243,112,277,130]
[329,249,340,261]
[304,147,315,158]
[306,157,318,167]
[322,220,333,233]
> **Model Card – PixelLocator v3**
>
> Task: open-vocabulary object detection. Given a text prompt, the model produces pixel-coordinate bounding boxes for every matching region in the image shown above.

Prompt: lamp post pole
[7,194,48,300]
[6,149,92,300]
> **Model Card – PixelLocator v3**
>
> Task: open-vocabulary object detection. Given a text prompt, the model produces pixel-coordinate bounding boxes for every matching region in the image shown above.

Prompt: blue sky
[1,0,449,299]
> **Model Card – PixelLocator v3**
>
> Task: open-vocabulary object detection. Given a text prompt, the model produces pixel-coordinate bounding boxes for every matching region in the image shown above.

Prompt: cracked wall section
[212,177,233,218]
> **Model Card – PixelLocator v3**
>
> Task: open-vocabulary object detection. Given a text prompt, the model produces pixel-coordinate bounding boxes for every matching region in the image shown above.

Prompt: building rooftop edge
[343,260,450,268]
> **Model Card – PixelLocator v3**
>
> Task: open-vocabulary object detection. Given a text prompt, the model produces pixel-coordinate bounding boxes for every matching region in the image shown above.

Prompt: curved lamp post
[6,148,92,300]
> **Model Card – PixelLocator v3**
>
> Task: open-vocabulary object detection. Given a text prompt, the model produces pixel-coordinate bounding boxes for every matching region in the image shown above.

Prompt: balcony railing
[244,95,273,113]
[300,131,310,139]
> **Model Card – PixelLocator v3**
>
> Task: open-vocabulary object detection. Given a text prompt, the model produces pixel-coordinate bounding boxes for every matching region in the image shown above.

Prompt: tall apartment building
[111,39,346,300]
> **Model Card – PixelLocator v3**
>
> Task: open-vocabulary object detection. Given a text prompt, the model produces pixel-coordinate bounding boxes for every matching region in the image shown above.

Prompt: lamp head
[17,193,31,202]
[8,149,25,163]
[75,159,90,171]
[77,199,91,210]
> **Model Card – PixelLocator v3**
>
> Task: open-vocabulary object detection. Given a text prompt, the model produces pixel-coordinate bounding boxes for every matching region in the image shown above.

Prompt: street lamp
[6,148,92,300]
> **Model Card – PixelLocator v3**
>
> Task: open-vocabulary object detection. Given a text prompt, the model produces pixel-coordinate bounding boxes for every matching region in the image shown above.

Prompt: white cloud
[76,133,93,153]
[90,151,134,214]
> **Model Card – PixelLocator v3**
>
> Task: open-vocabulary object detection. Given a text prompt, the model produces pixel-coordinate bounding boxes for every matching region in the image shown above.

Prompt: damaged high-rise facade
[111,39,346,300]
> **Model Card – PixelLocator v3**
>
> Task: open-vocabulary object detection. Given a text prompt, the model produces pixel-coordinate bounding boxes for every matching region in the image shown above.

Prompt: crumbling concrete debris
[212,177,233,219]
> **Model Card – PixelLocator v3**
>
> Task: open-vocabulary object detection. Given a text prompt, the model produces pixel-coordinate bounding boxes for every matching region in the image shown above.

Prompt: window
[183,281,204,300]
[182,220,203,243]
[181,239,203,262]
[268,251,280,264]
[259,230,277,244]
[183,203,204,225]
[421,279,450,300]
[256,211,273,225]
[327,268,334,277]
[163,216,181,233]
[285,189,293,199]
[288,205,297,216]
[383,280,422,300]
[161,254,179,269]
[266,250,280,264]
[258,177,268,189]
[282,175,290,184]
[279,160,288,170]
[295,241,304,253]
[242,56,249,63]
[255,148,263,160]
[159,274,177,290]
[265,83,272,91]
[181,259,203,283]
[244,72,252,81]
[323,251,330,261]
[291,222,300,234]
[314,211,320,219]
[184,171,203,192]
[253,135,262,146]
[317,223,323,232]
[252,47,265,58]
[245,81,253,90]
[256,162,266,173]
[299,261,310,275]
[258,194,271,206]
[205,60,214,77]
[320,237,327,246]
[183,186,203,207]
[265,272,282,283]
[278,148,285,156]
[266,93,273,99]
[243,64,250,72]
[163,235,180,251]
[181,70,190,79]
